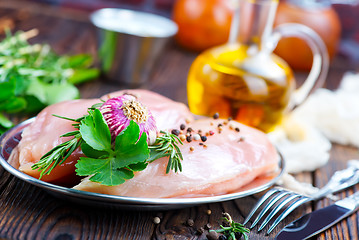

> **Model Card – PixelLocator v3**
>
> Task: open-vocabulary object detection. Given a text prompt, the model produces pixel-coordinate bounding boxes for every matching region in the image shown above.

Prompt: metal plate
[0,118,285,210]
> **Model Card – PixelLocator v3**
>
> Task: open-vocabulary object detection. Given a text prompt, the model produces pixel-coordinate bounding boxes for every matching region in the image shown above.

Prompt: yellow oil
[187,43,295,132]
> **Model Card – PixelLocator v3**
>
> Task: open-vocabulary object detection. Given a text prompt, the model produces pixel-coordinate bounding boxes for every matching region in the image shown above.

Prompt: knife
[275,191,359,240]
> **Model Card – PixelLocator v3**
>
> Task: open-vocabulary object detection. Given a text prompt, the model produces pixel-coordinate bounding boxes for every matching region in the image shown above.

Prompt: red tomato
[172,0,234,52]
[274,2,341,71]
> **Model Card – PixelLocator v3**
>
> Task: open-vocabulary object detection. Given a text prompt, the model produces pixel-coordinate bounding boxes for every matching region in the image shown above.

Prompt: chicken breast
[73,118,279,198]
[13,90,194,184]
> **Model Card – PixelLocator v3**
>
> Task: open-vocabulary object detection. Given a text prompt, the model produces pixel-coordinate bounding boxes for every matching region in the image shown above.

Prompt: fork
[243,160,359,234]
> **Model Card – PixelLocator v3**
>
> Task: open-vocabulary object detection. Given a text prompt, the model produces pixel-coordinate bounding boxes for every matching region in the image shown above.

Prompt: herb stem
[148,131,183,173]
[31,132,82,178]
[211,213,250,240]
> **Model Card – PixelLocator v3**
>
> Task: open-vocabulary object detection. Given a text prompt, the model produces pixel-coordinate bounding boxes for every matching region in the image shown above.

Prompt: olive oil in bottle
[187,42,295,132]
[187,0,296,132]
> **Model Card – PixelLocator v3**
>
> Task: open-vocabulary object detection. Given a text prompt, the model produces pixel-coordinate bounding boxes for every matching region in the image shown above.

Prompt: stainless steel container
[90,8,178,86]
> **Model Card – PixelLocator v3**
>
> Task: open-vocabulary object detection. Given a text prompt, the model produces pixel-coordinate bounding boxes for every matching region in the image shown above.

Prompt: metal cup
[90,8,178,86]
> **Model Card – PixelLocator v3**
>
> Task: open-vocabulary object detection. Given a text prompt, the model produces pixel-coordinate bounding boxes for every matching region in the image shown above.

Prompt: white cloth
[293,72,359,147]
[269,72,359,191]
[268,117,331,173]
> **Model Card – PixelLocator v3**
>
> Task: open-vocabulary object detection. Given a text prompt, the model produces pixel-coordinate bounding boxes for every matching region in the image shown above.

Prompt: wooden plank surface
[0,1,358,239]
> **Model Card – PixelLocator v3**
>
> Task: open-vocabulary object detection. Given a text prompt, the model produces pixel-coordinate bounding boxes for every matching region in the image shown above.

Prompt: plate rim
[0,118,285,207]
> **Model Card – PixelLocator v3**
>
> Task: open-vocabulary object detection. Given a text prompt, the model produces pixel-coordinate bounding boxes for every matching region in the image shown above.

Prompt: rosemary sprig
[31,116,83,178]
[31,103,101,178]
[148,131,183,173]
[211,213,250,240]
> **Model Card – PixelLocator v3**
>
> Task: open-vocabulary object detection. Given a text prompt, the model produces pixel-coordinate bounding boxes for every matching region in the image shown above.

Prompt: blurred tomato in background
[172,0,234,52]
[274,0,341,71]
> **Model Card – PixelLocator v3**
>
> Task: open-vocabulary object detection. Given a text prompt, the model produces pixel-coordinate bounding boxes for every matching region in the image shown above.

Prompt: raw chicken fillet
[12,89,278,197]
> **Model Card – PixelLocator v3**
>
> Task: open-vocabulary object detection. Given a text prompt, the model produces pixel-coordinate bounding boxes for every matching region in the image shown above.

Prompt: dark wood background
[0,1,359,239]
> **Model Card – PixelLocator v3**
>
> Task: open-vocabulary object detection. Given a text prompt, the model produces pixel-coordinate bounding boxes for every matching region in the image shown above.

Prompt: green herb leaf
[66,54,93,68]
[76,120,150,186]
[128,162,148,172]
[23,95,46,113]
[0,113,13,130]
[79,109,112,151]
[25,78,47,104]
[0,96,27,113]
[68,68,100,85]
[113,121,149,169]
[81,142,109,159]
[0,81,16,102]
[90,102,104,109]
[12,72,29,95]
[148,148,170,162]
[41,83,80,105]
[75,157,134,186]
[26,79,80,105]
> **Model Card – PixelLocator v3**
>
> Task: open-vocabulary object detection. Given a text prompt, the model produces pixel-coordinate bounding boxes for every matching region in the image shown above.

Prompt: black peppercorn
[186,135,192,142]
[201,136,207,142]
[171,129,180,136]
[180,124,186,130]
[213,113,219,119]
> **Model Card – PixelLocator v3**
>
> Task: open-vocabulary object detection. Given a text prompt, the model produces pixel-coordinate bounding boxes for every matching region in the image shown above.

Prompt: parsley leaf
[113,121,149,169]
[26,79,80,106]
[81,142,109,159]
[76,119,150,186]
[128,162,148,172]
[0,113,13,135]
[79,109,112,151]
[75,157,135,186]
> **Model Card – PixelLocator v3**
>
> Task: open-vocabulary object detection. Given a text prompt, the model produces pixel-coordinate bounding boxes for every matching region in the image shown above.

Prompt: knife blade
[275,191,359,240]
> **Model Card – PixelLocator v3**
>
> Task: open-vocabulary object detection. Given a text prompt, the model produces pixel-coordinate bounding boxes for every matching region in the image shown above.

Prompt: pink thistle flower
[100,94,158,145]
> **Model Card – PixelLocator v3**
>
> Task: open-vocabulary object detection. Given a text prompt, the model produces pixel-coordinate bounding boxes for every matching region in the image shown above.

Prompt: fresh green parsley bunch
[0,29,99,135]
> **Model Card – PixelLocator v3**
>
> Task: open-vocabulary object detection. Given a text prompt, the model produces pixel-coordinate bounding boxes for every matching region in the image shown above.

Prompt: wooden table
[0,1,359,239]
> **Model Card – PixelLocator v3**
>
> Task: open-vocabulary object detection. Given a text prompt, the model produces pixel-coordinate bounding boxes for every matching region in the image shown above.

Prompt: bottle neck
[286,0,331,9]
[229,0,278,53]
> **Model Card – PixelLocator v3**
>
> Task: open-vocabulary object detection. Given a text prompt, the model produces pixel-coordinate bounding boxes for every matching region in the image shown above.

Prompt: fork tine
[266,196,310,234]
[257,194,301,231]
[243,188,281,225]
[250,191,291,229]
